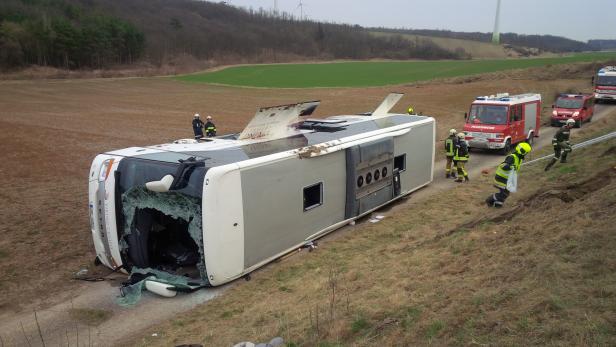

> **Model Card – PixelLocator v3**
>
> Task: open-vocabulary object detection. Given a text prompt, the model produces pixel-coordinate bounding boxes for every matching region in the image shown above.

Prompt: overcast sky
[223,0,615,42]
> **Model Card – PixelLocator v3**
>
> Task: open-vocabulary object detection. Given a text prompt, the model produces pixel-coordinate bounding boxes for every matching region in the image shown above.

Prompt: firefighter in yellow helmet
[453,132,469,182]
[486,142,531,208]
[407,106,415,115]
[445,128,458,178]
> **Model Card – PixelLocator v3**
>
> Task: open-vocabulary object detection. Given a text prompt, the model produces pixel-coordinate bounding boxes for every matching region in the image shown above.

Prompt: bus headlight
[98,159,115,182]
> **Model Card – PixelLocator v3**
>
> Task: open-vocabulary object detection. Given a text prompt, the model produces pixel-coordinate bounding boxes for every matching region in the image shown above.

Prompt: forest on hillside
[0,0,464,70]
[375,28,594,53]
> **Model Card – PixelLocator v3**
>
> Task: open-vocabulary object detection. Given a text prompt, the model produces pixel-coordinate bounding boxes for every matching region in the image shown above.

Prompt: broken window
[120,186,206,280]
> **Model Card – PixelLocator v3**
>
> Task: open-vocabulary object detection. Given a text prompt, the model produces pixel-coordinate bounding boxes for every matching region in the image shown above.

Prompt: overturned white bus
[89,93,434,291]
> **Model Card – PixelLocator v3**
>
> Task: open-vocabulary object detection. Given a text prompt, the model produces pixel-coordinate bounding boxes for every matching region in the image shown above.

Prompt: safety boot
[544,158,557,171]
[446,172,451,178]
[485,195,495,207]
[464,176,469,182]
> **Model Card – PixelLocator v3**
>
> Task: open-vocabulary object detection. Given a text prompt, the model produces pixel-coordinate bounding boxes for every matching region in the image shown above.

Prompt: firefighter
[204,115,217,137]
[453,132,469,182]
[407,106,415,115]
[486,142,532,208]
[445,128,458,178]
[544,118,575,171]
[192,113,204,140]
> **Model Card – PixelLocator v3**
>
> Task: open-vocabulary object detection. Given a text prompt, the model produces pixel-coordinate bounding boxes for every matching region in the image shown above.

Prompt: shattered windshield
[468,105,508,125]
[556,98,583,109]
[596,75,616,86]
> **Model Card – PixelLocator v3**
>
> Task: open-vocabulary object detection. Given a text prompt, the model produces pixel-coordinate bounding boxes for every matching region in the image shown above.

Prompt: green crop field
[176,52,616,88]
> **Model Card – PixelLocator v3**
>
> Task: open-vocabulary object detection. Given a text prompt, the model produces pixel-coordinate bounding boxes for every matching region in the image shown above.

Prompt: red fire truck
[463,93,541,153]
[593,66,616,103]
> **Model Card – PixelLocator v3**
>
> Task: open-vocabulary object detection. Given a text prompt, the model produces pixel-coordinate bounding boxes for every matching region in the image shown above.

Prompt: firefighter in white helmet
[453,132,470,182]
[204,115,217,137]
[444,128,458,178]
[192,113,205,140]
[544,118,575,171]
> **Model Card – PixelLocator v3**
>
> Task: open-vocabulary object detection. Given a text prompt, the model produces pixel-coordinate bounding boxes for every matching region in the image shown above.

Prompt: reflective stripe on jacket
[494,153,521,188]
[445,136,455,157]
[454,141,469,162]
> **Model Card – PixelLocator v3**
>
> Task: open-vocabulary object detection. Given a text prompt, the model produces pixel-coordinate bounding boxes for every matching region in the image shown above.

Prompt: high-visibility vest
[494,153,521,188]
[445,137,455,156]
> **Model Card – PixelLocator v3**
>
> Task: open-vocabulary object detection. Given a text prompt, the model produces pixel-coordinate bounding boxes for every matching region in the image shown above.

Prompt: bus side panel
[240,151,346,269]
[395,121,435,194]
[202,165,245,286]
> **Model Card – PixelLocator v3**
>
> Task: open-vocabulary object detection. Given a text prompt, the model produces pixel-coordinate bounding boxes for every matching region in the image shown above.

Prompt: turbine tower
[492,0,501,44]
[297,0,305,20]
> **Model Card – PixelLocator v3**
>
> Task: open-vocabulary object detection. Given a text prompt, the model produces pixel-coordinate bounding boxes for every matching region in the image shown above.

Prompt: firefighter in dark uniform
[453,132,469,182]
[192,113,204,140]
[544,118,575,171]
[204,115,217,137]
[486,142,532,208]
[445,128,458,178]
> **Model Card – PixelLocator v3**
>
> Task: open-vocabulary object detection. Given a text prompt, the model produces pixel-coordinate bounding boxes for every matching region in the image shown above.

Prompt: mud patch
[600,145,616,158]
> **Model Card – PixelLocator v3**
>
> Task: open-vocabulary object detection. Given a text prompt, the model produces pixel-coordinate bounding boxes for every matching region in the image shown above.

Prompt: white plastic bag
[506,170,518,193]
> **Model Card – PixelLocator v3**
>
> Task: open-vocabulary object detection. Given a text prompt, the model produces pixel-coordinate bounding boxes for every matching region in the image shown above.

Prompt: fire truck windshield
[555,98,583,109]
[468,105,508,125]
[596,75,616,86]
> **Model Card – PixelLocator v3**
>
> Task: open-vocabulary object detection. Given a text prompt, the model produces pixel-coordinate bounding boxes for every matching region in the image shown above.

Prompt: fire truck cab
[594,66,616,102]
[463,93,541,153]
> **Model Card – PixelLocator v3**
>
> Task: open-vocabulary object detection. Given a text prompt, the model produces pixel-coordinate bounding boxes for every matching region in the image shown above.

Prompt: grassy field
[176,52,616,88]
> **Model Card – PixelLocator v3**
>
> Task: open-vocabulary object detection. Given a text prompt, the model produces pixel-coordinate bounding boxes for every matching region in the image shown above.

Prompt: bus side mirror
[464,112,468,120]
[551,104,555,109]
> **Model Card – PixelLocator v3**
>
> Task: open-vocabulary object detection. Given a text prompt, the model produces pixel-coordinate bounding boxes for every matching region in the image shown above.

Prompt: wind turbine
[492,0,502,44]
[297,0,305,20]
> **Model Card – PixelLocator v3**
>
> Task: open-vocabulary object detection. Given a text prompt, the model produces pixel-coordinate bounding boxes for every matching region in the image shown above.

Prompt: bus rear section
[463,93,541,153]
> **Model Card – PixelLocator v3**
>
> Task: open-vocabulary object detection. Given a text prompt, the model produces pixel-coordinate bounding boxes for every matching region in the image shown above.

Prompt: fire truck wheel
[501,139,511,155]
[526,135,534,145]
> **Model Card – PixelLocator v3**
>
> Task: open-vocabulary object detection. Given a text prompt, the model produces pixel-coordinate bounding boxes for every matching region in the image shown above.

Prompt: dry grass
[68,308,113,327]
[136,112,616,346]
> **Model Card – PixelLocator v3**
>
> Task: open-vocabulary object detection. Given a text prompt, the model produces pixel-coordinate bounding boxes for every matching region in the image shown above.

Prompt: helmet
[206,115,212,120]
[566,118,575,126]
[515,142,532,155]
[449,128,457,135]
[194,113,200,118]
[407,106,414,115]
[457,132,465,139]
